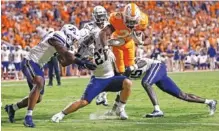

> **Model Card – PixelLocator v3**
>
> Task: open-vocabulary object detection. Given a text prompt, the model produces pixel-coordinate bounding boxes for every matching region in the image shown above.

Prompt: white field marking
[20,119,219,126]
[1,70,219,84]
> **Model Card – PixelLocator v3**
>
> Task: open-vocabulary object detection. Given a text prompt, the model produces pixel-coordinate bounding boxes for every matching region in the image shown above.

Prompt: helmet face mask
[61,24,80,48]
[124,15,139,29]
[92,6,108,24]
[2,45,7,51]
[123,3,140,29]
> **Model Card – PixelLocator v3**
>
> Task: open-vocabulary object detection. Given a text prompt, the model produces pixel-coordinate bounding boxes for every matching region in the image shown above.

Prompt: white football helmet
[123,3,141,29]
[25,46,31,51]
[15,45,22,51]
[61,24,80,47]
[92,6,108,24]
[2,44,7,50]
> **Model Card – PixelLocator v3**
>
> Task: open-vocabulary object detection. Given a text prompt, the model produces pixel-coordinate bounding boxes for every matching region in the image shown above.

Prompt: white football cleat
[208,100,217,116]
[116,108,128,120]
[145,110,164,118]
[51,112,65,123]
[96,92,108,106]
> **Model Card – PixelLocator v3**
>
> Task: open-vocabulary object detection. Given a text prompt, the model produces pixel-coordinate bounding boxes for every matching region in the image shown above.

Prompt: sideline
[1,70,219,83]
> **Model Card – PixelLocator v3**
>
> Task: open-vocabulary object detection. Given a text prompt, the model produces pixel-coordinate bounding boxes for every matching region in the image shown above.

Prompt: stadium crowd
[1,1,219,80]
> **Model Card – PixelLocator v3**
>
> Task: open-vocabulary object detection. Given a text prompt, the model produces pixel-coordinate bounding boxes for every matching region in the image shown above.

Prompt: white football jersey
[12,50,23,63]
[199,55,208,64]
[22,50,29,58]
[93,48,115,78]
[79,21,109,47]
[26,31,67,67]
[131,58,161,78]
[1,50,10,62]
[77,44,115,78]
[78,21,115,78]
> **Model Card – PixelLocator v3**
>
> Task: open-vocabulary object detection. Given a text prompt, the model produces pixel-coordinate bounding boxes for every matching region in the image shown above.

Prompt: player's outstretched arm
[48,38,97,70]
[99,24,114,48]
[48,38,76,66]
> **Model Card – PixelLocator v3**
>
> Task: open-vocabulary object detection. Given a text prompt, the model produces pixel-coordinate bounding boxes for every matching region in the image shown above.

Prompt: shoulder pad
[52,31,66,45]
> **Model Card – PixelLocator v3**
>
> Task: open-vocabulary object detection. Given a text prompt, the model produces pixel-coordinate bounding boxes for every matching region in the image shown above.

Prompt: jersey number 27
[94,49,107,65]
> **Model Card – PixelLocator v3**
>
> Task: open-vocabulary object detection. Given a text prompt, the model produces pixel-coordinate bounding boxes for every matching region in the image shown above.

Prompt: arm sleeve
[136,59,147,69]
[52,32,66,46]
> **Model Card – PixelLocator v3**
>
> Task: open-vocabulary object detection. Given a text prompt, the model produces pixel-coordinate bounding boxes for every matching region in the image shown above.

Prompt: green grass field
[1,71,219,131]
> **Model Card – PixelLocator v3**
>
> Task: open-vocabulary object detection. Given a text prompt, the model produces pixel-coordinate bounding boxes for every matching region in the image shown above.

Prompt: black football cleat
[5,104,15,123]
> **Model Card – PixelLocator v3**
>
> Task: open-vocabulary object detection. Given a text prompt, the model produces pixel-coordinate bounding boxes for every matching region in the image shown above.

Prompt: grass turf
[1,71,219,131]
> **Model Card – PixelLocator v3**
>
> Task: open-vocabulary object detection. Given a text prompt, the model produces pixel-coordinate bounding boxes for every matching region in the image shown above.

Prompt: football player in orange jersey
[99,3,149,115]
[100,3,148,75]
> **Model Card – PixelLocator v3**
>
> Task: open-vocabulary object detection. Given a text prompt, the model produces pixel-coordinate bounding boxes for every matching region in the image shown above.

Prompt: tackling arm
[48,38,96,71]
[48,38,76,66]
[99,24,115,48]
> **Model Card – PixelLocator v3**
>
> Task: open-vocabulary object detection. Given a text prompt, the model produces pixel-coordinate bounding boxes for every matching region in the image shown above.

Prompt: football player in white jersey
[4,24,97,128]
[51,30,132,123]
[1,44,10,79]
[125,57,217,117]
[22,46,31,59]
[12,45,23,80]
[79,6,109,106]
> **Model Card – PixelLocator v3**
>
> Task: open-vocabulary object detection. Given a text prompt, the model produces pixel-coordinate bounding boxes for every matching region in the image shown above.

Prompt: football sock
[12,104,19,111]
[154,105,161,111]
[118,101,126,110]
[204,99,212,104]
[62,111,67,115]
[60,111,66,118]
[26,110,33,116]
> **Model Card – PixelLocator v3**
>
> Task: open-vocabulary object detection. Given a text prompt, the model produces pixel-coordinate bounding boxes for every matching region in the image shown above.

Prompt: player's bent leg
[52,99,89,123]
[23,76,44,128]
[140,63,166,118]
[157,76,217,115]
[141,82,164,118]
[52,76,112,122]
[123,40,135,77]
[115,78,132,120]
[112,46,125,73]
[178,92,217,115]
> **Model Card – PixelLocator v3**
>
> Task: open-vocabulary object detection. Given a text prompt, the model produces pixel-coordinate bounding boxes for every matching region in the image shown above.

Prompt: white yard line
[29,119,219,126]
[1,116,218,126]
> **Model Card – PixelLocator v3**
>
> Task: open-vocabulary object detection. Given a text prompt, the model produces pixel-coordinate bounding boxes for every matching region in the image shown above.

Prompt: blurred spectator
[1,44,10,79]
[47,56,61,86]
[166,45,174,72]
[207,45,217,70]
[173,45,180,71]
